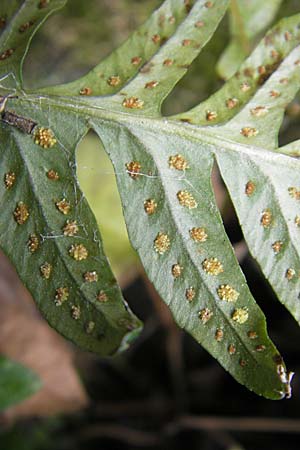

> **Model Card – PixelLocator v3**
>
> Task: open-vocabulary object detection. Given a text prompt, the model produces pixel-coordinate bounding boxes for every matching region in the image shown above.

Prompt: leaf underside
[0,0,142,356]
[1,0,300,399]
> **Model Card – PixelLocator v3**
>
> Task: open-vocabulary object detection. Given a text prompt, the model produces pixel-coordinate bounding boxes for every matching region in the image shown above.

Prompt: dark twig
[176,415,300,434]
[80,424,161,447]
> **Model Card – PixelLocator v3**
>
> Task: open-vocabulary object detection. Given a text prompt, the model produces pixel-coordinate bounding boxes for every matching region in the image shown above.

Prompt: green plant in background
[76,134,138,278]
[1,0,300,401]
[0,356,40,411]
[217,0,283,79]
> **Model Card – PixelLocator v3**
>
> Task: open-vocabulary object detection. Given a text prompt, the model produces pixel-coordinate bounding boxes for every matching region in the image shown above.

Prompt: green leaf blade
[279,139,300,156]
[0,104,141,356]
[45,0,229,114]
[105,0,229,116]
[92,118,287,399]
[42,0,197,96]
[216,146,300,325]
[173,13,300,125]
[217,45,300,149]
[1,0,299,399]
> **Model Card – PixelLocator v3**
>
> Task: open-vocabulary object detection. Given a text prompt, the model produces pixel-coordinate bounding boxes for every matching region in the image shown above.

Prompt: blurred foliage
[0,356,41,411]
[76,133,138,277]
[0,419,62,450]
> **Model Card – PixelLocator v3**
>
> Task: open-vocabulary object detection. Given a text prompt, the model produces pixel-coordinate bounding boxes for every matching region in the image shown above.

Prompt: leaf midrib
[14,91,300,340]
[18,93,296,168]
